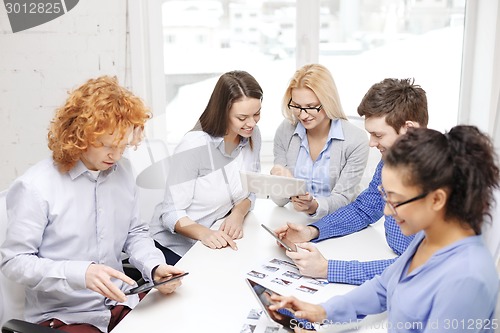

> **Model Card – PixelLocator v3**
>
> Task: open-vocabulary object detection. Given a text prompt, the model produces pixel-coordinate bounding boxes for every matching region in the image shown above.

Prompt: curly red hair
[48,76,151,172]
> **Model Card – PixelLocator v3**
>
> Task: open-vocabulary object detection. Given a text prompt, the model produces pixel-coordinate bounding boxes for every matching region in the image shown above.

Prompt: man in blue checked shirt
[274,78,429,285]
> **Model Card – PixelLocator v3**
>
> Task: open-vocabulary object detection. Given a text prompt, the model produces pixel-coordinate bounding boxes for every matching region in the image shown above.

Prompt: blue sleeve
[321,274,388,324]
[327,257,398,285]
[310,160,385,241]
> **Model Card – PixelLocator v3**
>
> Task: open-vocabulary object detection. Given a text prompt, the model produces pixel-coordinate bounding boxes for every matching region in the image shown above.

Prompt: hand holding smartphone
[261,224,297,252]
[125,272,189,295]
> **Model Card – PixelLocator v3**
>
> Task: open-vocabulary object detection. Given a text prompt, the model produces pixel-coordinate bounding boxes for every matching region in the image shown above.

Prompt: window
[157,0,465,158]
[318,0,465,133]
[161,0,297,152]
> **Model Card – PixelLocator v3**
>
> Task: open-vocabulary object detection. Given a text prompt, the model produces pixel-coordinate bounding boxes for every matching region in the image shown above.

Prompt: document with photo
[245,257,331,301]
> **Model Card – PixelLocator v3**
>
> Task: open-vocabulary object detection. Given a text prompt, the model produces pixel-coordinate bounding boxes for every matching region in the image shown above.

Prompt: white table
[112,199,395,333]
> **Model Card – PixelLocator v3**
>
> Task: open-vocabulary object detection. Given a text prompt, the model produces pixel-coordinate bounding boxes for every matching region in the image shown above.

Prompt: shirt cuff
[327,259,347,284]
[161,210,187,233]
[247,192,256,211]
[65,261,94,290]
[313,196,328,218]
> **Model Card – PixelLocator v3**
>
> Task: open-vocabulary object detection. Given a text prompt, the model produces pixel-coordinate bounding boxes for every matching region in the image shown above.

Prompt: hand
[274,222,319,243]
[85,263,135,303]
[286,243,328,279]
[270,165,293,178]
[152,264,185,295]
[200,229,238,251]
[219,210,244,239]
[269,294,327,327]
[291,192,318,215]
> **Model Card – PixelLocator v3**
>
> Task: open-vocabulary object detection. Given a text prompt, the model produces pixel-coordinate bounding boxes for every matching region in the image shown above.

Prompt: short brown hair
[357,78,428,133]
[48,76,151,172]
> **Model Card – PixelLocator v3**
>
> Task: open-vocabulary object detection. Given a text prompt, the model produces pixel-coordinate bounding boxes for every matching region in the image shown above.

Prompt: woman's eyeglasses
[377,185,428,216]
[287,98,322,115]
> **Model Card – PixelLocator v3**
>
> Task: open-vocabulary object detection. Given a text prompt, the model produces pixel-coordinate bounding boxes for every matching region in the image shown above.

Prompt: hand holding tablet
[261,224,297,252]
[246,278,317,331]
[125,272,189,295]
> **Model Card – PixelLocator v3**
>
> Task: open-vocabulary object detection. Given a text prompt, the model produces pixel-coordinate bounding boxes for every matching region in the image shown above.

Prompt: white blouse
[150,127,261,256]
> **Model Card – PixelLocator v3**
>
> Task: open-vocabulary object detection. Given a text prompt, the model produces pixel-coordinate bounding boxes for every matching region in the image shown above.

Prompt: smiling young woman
[271,64,369,218]
[269,125,499,333]
[150,70,264,265]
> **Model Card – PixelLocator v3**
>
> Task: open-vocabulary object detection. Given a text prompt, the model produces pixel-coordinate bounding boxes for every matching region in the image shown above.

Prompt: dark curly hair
[384,125,499,234]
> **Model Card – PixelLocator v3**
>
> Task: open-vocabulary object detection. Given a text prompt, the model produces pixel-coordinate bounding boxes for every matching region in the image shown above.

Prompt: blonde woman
[272,64,368,217]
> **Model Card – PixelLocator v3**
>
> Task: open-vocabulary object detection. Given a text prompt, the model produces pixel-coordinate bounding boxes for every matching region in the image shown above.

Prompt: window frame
[129,0,500,143]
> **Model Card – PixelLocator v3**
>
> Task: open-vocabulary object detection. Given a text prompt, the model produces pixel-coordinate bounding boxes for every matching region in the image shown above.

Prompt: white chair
[126,138,170,223]
[0,190,56,333]
[122,139,170,280]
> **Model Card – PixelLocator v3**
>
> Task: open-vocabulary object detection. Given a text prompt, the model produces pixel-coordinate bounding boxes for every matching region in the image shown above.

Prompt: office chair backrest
[126,139,170,223]
[0,190,26,327]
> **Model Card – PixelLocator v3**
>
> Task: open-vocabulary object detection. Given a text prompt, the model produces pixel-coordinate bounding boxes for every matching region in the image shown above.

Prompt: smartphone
[125,272,189,295]
[261,224,297,252]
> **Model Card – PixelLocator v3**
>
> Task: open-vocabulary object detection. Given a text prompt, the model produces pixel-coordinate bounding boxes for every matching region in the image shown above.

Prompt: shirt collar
[68,160,117,180]
[212,135,250,156]
[293,119,345,141]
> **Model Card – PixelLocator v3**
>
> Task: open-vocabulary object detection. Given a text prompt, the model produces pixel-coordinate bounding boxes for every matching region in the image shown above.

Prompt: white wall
[459,0,500,139]
[0,0,129,190]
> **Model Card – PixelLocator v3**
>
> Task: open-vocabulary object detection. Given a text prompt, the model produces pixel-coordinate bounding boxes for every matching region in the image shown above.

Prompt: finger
[157,279,182,294]
[108,268,136,286]
[235,229,243,240]
[286,222,300,231]
[293,203,306,211]
[274,224,289,235]
[296,242,315,252]
[204,239,218,249]
[226,225,236,238]
[97,280,127,302]
[218,221,226,232]
[155,265,185,278]
[213,237,224,249]
[294,310,307,319]
[294,198,309,205]
[220,232,238,250]
[297,192,311,199]
[286,249,306,260]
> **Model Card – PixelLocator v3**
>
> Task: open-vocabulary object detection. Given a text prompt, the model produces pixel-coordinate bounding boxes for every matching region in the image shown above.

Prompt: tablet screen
[246,278,294,329]
[246,278,316,331]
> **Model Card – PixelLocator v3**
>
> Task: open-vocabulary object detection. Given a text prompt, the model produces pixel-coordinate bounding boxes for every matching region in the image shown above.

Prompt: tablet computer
[261,223,297,252]
[240,171,307,199]
[246,278,316,331]
[125,272,189,295]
